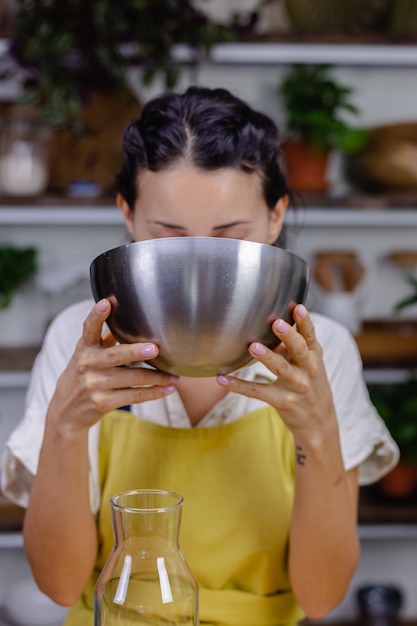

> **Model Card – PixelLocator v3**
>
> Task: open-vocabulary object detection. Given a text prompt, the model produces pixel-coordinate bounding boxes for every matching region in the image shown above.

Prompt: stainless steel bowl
[90,237,310,377]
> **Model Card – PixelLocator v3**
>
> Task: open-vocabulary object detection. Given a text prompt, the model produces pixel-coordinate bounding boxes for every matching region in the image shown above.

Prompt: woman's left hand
[217,304,336,436]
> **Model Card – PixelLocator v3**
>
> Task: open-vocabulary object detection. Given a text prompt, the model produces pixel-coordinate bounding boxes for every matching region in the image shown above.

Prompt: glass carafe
[94,489,199,625]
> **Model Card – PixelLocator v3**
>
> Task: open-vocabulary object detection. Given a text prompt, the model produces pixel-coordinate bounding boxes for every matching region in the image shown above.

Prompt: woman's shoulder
[310,311,358,354]
[310,311,353,342]
[309,312,363,380]
[41,299,95,358]
[46,299,94,337]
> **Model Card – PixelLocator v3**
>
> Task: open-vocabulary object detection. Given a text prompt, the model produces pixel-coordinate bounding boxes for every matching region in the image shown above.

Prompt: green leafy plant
[394,275,417,313]
[279,63,367,153]
[368,378,417,465]
[0,246,38,309]
[10,0,237,130]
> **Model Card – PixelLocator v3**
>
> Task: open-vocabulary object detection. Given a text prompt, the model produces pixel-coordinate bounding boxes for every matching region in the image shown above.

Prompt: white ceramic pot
[315,291,362,335]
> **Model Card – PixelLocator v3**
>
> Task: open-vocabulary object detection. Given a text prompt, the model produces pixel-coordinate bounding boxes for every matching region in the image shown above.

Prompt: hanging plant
[9,0,237,130]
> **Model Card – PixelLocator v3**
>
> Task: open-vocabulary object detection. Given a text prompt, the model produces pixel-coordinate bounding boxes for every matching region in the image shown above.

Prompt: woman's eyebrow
[212,220,251,231]
[147,220,188,231]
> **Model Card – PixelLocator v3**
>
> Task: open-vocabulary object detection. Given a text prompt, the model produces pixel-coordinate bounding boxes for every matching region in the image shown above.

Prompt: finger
[292,304,319,351]
[216,373,290,408]
[270,319,311,368]
[97,364,177,392]
[101,329,117,349]
[83,299,112,346]
[249,340,293,379]
[272,341,291,362]
[89,383,178,417]
[114,383,177,407]
[97,341,161,370]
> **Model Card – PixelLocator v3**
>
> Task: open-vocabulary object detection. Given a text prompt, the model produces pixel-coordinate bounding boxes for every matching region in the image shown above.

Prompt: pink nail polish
[217,375,230,386]
[275,319,288,334]
[141,344,157,358]
[96,299,108,313]
[251,342,266,356]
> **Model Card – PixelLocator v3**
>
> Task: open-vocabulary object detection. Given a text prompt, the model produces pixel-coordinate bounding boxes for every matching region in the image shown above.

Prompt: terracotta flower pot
[378,459,417,499]
[283,138,330,193]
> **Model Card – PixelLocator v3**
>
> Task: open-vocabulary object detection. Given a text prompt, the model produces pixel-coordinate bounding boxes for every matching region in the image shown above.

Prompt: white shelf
[286,207,417,228]
[364,369,416,384]
[358,524,417,540]
[0,205,122,226]
[3,37,417,68]
[0,372,31,389]
[0,533,23,549]
[173,42,417,67]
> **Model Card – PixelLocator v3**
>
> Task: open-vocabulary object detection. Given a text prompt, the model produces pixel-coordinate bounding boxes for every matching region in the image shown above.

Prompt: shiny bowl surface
[90,237,310,377]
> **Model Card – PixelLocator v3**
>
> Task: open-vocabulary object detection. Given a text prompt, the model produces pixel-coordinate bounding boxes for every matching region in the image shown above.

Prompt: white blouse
[1,299,399,513]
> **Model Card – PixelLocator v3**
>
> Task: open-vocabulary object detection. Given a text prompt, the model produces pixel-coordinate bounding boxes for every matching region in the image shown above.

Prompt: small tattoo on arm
[296,445,306,466]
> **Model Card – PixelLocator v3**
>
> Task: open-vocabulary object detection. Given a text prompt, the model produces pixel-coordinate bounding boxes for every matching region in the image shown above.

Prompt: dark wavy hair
[116,86,290,246]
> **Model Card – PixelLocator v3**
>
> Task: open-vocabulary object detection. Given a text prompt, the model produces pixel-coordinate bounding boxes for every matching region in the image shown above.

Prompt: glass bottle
[94,489,199,625]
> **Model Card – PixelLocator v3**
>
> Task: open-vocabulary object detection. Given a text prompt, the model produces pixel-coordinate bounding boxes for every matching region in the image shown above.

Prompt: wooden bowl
[344,122,417,193]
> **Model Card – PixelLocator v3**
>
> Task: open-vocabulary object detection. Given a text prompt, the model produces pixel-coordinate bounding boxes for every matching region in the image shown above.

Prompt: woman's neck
[175,377,229,426]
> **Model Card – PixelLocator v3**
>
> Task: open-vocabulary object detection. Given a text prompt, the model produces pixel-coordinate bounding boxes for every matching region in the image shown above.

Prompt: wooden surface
[354,320,417,368]
[359,486,417,524]
[0,346,40,372]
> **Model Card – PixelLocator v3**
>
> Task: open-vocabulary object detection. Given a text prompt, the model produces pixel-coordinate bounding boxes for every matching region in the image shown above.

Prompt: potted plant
[10,0,236,130]
[368,378,417,499]
[278,63,366,193]
[0,245,38,310]
[7,0,237,193]
[394,274,417,314]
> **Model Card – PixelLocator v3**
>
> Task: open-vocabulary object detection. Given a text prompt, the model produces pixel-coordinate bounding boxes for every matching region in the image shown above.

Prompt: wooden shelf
[359,486,417,526]
[0,347,40,372]
[355,320,417,369]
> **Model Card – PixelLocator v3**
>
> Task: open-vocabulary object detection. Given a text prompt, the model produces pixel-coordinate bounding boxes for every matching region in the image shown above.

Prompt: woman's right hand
[47,298,177,434]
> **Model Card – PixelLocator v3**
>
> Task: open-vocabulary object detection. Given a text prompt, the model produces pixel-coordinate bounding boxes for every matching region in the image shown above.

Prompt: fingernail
[297,304,307,318]
[140,344,158,358]
[96,299,108,313]
[274,319,289,334]
[217,375,230,386]
[250,342,266,356]
[163,385,176,395]
[171,375,180,381]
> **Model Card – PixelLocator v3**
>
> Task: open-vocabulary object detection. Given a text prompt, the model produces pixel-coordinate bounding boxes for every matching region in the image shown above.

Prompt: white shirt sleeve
[311,313,400,484]
[0,300,101,512]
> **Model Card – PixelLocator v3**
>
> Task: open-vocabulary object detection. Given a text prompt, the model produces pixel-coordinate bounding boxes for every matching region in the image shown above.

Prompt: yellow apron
[64,407,305,626]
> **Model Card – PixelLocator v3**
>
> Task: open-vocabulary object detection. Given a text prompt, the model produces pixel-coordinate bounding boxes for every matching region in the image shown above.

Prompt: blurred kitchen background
[1,1,417,625]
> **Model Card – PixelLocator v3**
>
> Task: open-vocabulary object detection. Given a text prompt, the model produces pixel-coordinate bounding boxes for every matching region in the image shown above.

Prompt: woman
[1,86,398,626]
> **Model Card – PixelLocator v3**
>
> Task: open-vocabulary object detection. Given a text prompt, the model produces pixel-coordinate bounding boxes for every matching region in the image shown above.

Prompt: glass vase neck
[111,489,183,548]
